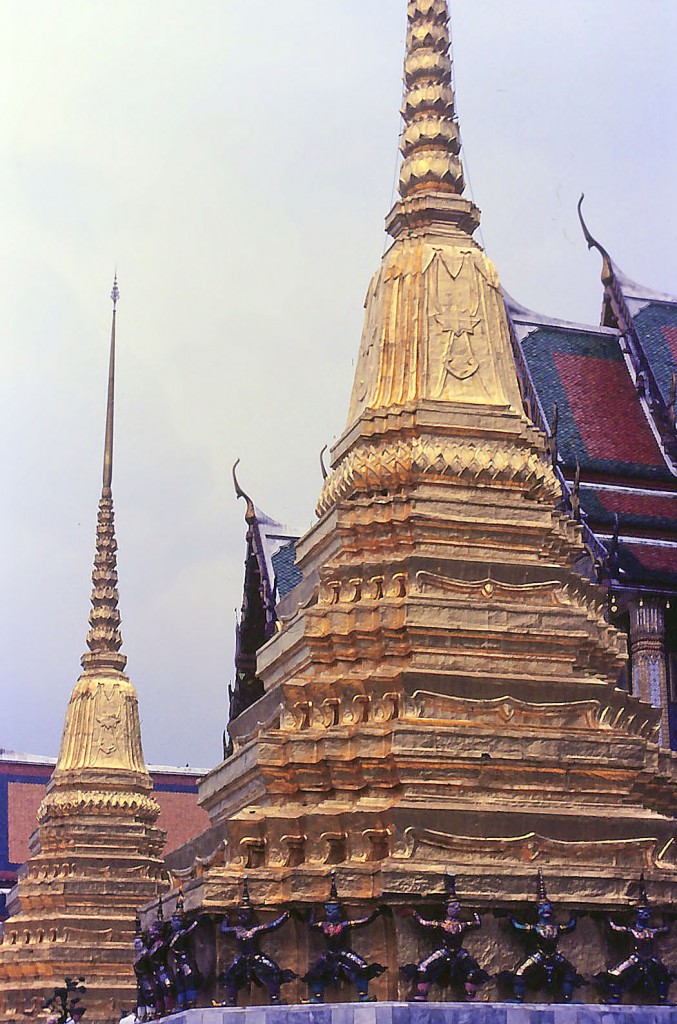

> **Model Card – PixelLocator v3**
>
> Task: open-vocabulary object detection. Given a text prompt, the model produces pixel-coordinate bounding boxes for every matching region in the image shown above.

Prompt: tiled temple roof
[249,506,301,610]
[510,303,670,483]
[507,287,677,592]
[632,302,677,407]
[621,541,677,586]
[272,539,303,600]
[579,486,677,536]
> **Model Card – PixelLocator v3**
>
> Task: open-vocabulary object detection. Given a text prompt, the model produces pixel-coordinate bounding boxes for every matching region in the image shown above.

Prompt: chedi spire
[0,279,165,1023]
[400,0,464,200]
[82,275,126,674]
[387,0,479,240]
[49,277,150,778]
[318,0,527,515]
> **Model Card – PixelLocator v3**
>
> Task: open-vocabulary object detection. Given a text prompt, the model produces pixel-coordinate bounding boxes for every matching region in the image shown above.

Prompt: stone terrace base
[167,1003,677,1024]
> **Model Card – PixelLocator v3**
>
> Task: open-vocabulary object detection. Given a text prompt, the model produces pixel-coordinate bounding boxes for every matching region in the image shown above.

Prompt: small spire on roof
[668,373,676,431]
[570,460,582,523]
[548,402,559,466]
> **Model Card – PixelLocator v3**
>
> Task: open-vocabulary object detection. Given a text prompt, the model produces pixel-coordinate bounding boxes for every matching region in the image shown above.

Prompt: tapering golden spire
[400,0,463,198]
[81,275,126,674]
[42,275,155,778]
[1,273,166,1018]
[388,0,479,239]
[318,0,533,515]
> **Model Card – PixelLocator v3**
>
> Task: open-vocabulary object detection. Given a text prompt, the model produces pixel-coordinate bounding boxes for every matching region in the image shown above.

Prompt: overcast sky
[2,1,676,770]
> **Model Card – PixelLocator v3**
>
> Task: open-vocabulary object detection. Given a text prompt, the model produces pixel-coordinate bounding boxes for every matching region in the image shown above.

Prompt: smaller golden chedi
[0,280,166,1022]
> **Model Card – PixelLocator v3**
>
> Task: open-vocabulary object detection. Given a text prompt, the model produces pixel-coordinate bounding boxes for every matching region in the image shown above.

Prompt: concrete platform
[167,1002,677,1024]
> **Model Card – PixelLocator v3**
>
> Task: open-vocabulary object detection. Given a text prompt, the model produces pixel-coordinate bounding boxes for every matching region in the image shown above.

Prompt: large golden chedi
[171,0,677,1000]
[0,285,166,1022]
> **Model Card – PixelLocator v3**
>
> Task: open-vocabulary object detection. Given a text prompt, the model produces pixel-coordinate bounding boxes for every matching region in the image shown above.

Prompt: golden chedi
[167,0,677,1002]
[0,282,166,1022]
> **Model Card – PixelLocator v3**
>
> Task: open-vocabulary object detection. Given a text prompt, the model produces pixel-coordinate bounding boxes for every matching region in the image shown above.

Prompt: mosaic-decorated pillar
[630,597,670,746]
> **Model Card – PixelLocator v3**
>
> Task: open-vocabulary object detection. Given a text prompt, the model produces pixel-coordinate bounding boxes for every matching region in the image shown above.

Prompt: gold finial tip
[111,274,120,307]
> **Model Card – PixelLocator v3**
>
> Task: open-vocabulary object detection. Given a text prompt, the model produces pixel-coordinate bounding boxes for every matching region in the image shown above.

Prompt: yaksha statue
[132,919,156,1022]
[401,874,489,1002]
[168,889,202,1010]
[596,875,675,1004]
[219,877,297,1006]
[304,871,386,1003]
[504,870,583,1003]
[148,898,176,1017]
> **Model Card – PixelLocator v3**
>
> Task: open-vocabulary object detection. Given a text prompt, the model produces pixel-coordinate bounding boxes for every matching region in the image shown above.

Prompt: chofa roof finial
[232,459,256,521]
[577,194,614,283]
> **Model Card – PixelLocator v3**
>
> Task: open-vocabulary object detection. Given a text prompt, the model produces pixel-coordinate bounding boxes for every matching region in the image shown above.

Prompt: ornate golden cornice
[317,433,559,516]
[37,788,160,824]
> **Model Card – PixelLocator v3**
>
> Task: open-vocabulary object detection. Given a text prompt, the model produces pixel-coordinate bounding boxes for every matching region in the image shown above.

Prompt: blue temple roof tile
[509,305,671,481]
[579,485,677,535]
[272,540,302,600]
[627,302,677,407]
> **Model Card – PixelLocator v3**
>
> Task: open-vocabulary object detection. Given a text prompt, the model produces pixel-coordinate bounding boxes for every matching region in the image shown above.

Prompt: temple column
[630,596,670,746]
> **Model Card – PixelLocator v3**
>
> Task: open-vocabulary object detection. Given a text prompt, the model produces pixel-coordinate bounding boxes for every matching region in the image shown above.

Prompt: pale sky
[2,2,676,770]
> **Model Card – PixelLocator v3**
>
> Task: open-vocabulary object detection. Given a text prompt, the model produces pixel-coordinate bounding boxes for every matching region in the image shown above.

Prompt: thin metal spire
[81,276,126,673]
[102,274,119,495]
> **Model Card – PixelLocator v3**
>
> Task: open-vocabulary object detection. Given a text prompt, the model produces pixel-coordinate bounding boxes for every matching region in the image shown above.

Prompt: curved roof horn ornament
[320,445,329,482]
[232,459,255,521]
[577,194,614,283]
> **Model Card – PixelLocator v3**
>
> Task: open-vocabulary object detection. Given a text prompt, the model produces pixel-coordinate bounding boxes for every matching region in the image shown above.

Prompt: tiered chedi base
[163,401,677,1004]
[0,673,166,1022]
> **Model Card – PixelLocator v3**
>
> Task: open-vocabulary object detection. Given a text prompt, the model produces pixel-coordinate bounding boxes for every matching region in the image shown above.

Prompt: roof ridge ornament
[232,459,256,521]
[81,274,127,674]
[319,445,329,482]
[577,194,614,284]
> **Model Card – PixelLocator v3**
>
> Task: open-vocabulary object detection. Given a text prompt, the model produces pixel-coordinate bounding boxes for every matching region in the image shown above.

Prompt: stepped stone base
[168,1004,677,1024]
